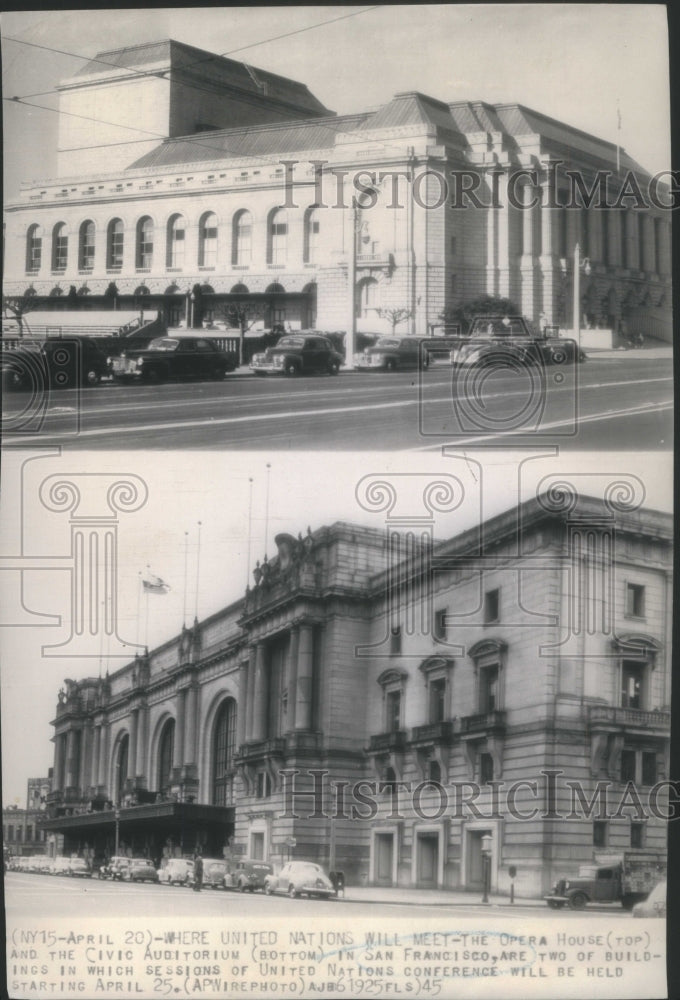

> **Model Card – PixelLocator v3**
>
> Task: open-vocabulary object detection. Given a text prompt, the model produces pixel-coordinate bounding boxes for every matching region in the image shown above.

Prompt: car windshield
[277,337,304,347]
[147,338,180,352]
[469,318,530,338]
[294,863,322,873]
[375,339,400,348]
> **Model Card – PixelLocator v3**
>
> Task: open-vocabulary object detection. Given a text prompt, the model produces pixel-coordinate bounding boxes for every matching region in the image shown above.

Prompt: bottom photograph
[1,448,672,1000]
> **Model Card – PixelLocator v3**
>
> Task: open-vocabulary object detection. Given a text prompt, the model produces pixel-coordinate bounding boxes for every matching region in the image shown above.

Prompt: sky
[0,447,673,806]
[1,4,673,201]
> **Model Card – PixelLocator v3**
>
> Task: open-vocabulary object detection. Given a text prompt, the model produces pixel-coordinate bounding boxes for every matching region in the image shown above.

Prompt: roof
[62,39,331,118]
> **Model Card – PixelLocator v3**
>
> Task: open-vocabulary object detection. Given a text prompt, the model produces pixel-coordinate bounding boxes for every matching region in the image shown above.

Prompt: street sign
[284,837,296,848]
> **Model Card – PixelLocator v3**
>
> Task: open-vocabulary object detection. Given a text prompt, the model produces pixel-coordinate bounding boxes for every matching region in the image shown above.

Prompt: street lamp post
[114,807,120,856]
[481,834,492,904]
[572,242,591,355]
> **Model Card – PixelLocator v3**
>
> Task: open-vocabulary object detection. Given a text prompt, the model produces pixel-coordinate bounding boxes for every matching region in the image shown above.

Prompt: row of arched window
[25,208,322,275]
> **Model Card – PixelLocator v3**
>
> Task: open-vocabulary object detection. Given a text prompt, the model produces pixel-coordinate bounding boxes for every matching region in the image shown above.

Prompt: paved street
[4,872,632,920]
[2,355,672,451]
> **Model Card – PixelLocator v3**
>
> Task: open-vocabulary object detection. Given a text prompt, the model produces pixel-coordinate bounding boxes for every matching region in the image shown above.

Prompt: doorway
[416,832,439,887]
[374,833,394,885]
[467,829,492,889]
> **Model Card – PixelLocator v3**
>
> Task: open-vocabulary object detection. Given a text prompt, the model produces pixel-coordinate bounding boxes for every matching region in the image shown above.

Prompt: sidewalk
[583,346,672,360]
[333,885,540,908]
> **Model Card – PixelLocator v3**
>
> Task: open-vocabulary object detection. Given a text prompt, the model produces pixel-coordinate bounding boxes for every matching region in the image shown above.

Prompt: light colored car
[52,857,72,876]
[190,858,229,889]
[123,858,158,883]
[264,861,335,899]
[158,857,194,886]
[99,856,132,881]
[67,857,92,878]
[632,880,666,917]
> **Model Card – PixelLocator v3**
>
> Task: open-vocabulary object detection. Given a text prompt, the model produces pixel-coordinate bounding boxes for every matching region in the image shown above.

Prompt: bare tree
[378,307,412,335]
[2,292,38,337]
[215,300,266,365]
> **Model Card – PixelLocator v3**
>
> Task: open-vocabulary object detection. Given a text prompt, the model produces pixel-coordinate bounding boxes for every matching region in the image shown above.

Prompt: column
[237,661,249,747]
[174,690,186,768]
[98,724,109,788]
[485,171,498,295]
[92,726,101,792]
[245,653,255,741]
[65,729,76,788]
[520,183,536,319]
[287,628,299,731]
[136,705,147,778]
[496,172,510,297]
[295,624,314,730]
[78,725,91,792]
[184,685,197,765]
[128,709,138,780]
[252,643,268,742]
[53,734,64,791]
[539,182,556,323]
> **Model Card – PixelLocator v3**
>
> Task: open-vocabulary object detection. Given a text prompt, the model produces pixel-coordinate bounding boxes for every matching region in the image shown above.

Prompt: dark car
[123,858,159,883]
[1,336,109,390]
[109,336,237,383]
[250,335,342,376]
[450,316,583,368]
[224,859,274,892]
[356,336,428,372]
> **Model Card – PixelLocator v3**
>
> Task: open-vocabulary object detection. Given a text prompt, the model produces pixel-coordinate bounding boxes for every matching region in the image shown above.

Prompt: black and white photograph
[1,5,675,999]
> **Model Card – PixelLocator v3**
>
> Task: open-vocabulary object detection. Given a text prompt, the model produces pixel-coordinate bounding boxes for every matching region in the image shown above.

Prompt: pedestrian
[193,851,203,892]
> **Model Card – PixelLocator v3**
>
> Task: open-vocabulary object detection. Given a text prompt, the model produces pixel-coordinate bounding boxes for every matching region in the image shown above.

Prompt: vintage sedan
[66,858,93,878]
[264,861,335,899]
[109,336,237,383]
[185,858,229,889]
[250,335,342,376]
[99,856,132,881]
[355,336,427,372]
[1,336,109,390]
[224,859,273,892]
[123,858,159,883]
[449,316,583,368]
[158,857,194,886]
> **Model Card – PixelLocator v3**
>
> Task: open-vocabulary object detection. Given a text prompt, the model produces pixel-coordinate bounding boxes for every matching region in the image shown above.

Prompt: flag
[143,574,170,595]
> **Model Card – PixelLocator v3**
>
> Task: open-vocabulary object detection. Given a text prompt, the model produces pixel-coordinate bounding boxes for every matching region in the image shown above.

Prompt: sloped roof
[65,39,331,117]
[129,113,370,169]
[361,91,462,134]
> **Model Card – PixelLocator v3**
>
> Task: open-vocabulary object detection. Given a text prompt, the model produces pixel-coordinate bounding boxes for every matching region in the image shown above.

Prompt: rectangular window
[625,583,645,618]
[593,820,608,848]
[480,752,494,784]
[630,822,645,849]
[54,234,68,271]
[26,825,32,841]
[620,749,636,783]
[386,690,401,732]
[390,625,402,655]
[256,772,271,799]
[621,661,644,709]
[7,826,13,842]
[484,588,499,624]
[641,751,657,786]
[429,677,446,723]
[434,608,447,641]
[479,664,499,713]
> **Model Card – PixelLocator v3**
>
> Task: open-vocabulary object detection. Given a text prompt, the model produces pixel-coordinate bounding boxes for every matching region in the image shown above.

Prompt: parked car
[264,861,335,899]
[99,856,132,881]
[188,858,230,889]
[450,316,583,369]
[52,857,73,876]
[224,859,274,893]
[250,335,342,376]
[158,857,194,886]
[1,337,109,390]
[109,336,237,383]
[632,880,666,918]
[123,858,159,883]
[355,336,428,372]
[67,858,92,878]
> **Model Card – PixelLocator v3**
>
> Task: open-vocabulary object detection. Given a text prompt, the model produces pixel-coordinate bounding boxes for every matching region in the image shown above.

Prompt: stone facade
[41,494,672,895]
[3,42,672,341]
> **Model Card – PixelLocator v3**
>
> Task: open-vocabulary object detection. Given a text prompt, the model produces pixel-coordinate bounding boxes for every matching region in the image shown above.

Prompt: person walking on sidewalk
[193,851,203,892]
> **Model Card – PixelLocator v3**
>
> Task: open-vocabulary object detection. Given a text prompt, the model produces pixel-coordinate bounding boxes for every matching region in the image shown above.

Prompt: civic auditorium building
[3,39,672,342]
[40,492,672,896]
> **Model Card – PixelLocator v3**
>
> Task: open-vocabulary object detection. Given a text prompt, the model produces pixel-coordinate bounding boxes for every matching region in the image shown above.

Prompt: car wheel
[144,366,165,384]
[328,360,340,375]
[288,884,300,899]
[264,883,273,896]
[569,892,587,910]
[84,369,101,386]
[284,361,298,377]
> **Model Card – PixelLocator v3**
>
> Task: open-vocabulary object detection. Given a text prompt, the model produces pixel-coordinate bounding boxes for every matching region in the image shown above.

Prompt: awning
[40,801,234,835]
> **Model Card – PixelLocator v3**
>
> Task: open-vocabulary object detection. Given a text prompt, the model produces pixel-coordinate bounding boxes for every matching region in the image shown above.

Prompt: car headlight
[136,358,144,368]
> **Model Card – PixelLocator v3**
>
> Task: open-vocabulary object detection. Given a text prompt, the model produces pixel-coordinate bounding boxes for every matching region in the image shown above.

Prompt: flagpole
[145,564,150,648]
[183,531,189,626]
[246,477,254,587]
[264,463,272,557]
[194,521,202,621]
[135,571,142,647]
[616,100,621,175]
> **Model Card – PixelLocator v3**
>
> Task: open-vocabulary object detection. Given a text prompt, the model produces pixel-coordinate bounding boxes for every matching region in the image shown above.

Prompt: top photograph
[1,6,673,450]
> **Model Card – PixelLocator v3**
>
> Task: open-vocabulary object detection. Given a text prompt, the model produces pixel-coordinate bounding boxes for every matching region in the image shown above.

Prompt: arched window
[268,208,287,265]
[158,720,175,797]
[115,735,129,804]
[107,219,124,270]
[136,217,153,270]
[232,210,252,266]
[304,206,320,264]
[212,698,237,806]
[199,212,218,267]
[79,220,95,271]
[52,223,68,272]
[26,224,43,273]
[166,214,185,269]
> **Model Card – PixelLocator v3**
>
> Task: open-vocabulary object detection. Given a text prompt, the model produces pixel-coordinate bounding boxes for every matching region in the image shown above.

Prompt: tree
[2,291,38,336]
[378,307,412,335]
[215,300,266,366]
[439,295,522,336]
